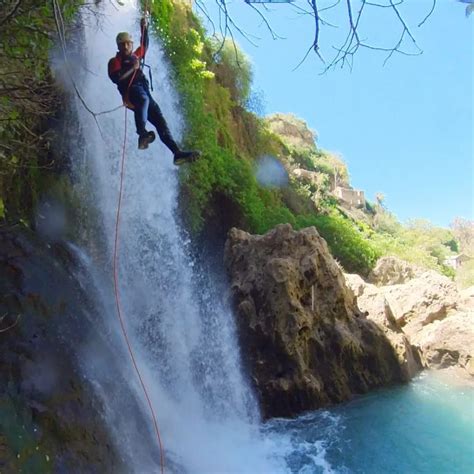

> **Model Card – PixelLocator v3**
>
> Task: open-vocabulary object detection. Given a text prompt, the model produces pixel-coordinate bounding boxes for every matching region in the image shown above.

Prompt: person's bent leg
[147,91,201,164]
[147,94,180,154]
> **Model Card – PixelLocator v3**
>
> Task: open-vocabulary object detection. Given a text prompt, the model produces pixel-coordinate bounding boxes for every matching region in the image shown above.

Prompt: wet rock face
[411,311,474,374]
[224,224,405,419]
[0,229,125,472]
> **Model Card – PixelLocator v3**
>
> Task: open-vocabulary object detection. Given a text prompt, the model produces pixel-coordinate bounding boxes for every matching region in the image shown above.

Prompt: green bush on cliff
[149,2,292,231]
[210,38,253,108]
[370,219,457,277]
[295,212,380,275]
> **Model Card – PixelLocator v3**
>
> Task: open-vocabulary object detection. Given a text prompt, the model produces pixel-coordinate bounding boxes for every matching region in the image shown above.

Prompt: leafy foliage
[370,218,458,277]
[451,217,474,288]
[295,211,380,275]
[209,38,253,108]
[0,0,76,223]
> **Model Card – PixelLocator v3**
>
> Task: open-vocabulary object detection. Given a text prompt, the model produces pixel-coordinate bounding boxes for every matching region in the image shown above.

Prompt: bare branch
[245,2,282,40]
[195,0,435,71]
[418,0,436,27]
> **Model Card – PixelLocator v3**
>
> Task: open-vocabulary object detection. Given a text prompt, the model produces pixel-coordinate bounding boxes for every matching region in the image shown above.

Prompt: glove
[140,15,149,29]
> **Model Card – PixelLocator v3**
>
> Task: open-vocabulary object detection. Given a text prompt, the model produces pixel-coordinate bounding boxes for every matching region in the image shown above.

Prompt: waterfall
[58,1,288,472]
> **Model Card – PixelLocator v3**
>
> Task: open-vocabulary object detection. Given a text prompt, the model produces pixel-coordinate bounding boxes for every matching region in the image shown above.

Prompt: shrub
[295,212,380,275]
[209,38,253,107]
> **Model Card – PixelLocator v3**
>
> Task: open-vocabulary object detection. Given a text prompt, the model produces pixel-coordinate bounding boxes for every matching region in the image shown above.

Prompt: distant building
[333,186,365,208]
[444,254,472,270]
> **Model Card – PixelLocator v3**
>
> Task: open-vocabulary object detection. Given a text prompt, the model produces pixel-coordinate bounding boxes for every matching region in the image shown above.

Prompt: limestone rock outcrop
[224,224,406,419]
[265,113,317,151]
[346,265,473,378]
[381,270,459,337]
[409,311,474,374]
[368,256,424,286]
[345,274,423,380]
[459,286,474,311]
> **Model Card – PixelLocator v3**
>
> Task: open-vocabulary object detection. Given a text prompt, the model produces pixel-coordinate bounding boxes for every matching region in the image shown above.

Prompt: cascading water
[59,1,288,472]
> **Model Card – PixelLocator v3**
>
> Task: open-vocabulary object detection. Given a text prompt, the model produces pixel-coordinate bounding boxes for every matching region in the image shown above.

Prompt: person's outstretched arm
[134,17,149,59]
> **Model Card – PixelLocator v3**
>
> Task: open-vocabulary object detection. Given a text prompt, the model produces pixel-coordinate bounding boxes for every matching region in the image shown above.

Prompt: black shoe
[173,150,201,166]
[138,131,156,150]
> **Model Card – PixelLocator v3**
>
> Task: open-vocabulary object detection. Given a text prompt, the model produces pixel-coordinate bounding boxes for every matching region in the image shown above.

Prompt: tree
[375,192,385,207]
[451,217,474,253]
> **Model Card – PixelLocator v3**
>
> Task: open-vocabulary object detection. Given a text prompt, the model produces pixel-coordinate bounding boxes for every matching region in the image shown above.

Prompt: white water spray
[61,2,289,472]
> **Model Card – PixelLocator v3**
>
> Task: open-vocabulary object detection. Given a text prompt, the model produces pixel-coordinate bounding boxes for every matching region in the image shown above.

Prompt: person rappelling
[108,16,201,165]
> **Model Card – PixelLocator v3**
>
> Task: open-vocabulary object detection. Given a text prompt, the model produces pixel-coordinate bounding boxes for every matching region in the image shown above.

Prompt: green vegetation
[0,0,77,224]
[210,38,253,108]
[294,211,380,274]
[370,218,457,277]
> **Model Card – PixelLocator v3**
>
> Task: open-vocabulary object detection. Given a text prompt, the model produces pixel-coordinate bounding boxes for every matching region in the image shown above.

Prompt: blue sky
[200,1,473,228]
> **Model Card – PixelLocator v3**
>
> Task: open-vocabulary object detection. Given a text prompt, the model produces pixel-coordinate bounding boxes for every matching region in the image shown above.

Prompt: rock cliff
[368,256,425,286]
[345,273,423,380]
[346,259,473,378]
[265,113,317,151]
[224,224,406,419]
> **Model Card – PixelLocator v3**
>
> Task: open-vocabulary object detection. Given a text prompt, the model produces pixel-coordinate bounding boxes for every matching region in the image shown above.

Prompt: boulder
[225,224,406,419]
[381,271,458,337]
[410,311,474,375]
[459,286,474,311]
[368,256,424,286]
[347,266,473,378]
[344,274,423,380]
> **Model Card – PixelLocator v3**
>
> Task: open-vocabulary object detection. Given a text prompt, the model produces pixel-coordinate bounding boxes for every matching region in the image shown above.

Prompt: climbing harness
[113,8,165,474]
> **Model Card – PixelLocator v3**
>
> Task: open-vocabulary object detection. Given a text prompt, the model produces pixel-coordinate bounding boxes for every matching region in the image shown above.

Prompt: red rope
[112,8,166,473]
